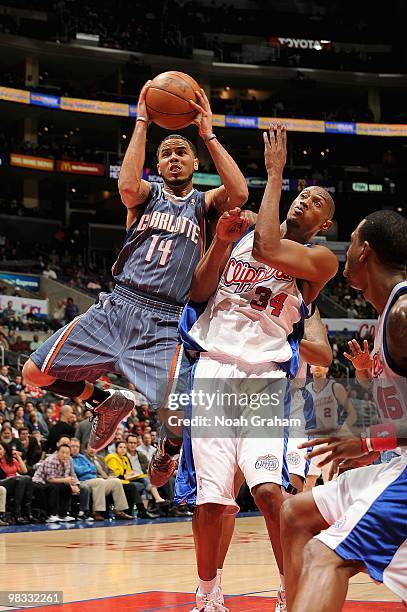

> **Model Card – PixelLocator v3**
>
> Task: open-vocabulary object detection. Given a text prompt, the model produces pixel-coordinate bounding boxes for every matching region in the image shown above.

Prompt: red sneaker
[88,389,135,452]
[148,439,177,487]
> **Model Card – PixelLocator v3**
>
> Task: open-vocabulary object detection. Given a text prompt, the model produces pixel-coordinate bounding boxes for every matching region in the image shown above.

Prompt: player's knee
[22,359,45,386]
[280,495,303,533]
[303,539,337,571]
[252,483,282,516]
[195,503,225,525]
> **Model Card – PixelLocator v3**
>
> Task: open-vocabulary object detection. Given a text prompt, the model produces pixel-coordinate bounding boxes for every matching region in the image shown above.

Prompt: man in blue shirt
[70,438,131,520]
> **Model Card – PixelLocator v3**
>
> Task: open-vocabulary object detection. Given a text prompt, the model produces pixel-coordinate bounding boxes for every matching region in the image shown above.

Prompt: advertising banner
[322,318,377,337]
[30,92,60,109]
[56,160,105,176]
[60,97,130,117]
[0,272,40,291]
[0,295,48,316]
[10,153,54,172]
[258,117,325,133]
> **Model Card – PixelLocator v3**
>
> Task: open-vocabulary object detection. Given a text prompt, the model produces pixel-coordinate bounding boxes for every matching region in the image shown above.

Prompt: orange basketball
[145,71,200,130]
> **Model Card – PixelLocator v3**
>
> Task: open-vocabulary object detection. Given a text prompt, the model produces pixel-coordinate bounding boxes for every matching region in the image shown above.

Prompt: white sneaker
[191,589,229,611]
[60,515,76,522]
[46,515,60,523]
[275,586,287,611]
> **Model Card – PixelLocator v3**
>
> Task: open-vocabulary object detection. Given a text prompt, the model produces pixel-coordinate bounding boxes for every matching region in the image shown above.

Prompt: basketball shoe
[275,586,287,611]
[148,439,177,487]
[88,389,136,452]
[190,588,229,611]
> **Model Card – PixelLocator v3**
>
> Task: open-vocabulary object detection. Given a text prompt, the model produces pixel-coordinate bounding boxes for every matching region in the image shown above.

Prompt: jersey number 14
[145,236,173,266]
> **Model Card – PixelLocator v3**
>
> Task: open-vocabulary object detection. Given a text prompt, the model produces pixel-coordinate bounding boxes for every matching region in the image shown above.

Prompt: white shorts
[191,355,289,513]
[312,455,407,601]
[286,437,308,479]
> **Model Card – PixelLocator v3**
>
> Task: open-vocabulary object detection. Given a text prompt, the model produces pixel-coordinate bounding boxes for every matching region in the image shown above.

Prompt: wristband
[370,423,398,452]
[136,116,149,123]
[204,133,217,143]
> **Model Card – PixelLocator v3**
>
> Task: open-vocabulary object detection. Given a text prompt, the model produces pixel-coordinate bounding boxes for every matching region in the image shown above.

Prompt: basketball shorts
[313,455,407,600]
[30,285,183,409]
[190,355,290,513]
[286,437,309,479]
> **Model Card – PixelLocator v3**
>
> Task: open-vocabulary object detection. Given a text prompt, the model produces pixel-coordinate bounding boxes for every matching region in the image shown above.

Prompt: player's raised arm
[118,81,152,211]
[189,209,250,303]
[300,307,332,367]
[189,89,248,216]
[252,124,338,293]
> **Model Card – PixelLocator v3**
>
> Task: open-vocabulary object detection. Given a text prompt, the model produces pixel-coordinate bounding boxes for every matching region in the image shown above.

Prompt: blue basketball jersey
[112,182,206,304]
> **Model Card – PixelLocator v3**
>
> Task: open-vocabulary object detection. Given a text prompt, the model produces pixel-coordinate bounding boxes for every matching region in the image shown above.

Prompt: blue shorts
[313,455,407,601]
[30,285,184,408]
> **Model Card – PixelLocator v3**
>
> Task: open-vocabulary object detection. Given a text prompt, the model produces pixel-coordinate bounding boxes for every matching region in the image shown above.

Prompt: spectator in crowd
[8,374,24,395]
[136,432,155,462]
[19,427,44,474]
[10,336,29,353]
[0,485,8,526]
[0,442,33,523]
[75,407,93,451]
[1,300,16,326]
[0,397,12,420]
[64,297,79,323]
[0,326,9,350]
[32,443,79,522]
[105,441,159,519]
[126,434,169,511]
[0,422,24,453]
[29,335,42,351]
[42,265,58,280]
[0,366,11,395]
[27,411,46,435]
[45,404,76,453]
[70,438,132,521]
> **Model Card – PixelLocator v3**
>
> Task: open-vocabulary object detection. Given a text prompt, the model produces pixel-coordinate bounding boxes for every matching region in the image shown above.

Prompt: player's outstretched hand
[216,208,250,244]
[189,88,213,140]
[343,339,372,371]
[298,432,365,467]
[137,80,152,123]
[263,122,287,175]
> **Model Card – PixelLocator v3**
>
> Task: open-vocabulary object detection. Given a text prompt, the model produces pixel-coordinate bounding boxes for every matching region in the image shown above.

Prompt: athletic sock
[44,379,87,398]
[87,386,110,408]
[163,437,182,456]
[198,576,218,595]
[216,568,223,588]
[279,573,285,589]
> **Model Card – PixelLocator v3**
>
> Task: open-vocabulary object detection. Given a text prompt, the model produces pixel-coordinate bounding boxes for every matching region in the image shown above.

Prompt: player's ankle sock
[43,379,87,398]
[163,438,182,456]
[279,573,285,589]
[198,576,218,595]
[216,568,223,587]
[87,386,110,408]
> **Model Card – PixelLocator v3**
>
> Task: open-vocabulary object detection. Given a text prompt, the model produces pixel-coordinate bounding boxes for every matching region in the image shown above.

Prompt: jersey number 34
[250,286,288,316]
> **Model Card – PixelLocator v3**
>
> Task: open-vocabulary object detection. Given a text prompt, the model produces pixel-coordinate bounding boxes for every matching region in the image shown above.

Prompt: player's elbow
[252,232,277,265]
[234,185,249,207]
[118,182,140,208]
[317,343,333,368]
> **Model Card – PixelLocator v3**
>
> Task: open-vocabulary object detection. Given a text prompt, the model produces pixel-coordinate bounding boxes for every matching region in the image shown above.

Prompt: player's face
[310,365,328,378]
[344,221,367,290]
[286,187,332,235]
[157,139,198,186]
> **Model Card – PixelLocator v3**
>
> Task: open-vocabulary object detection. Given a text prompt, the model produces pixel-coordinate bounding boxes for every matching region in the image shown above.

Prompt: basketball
[145,71,200,130]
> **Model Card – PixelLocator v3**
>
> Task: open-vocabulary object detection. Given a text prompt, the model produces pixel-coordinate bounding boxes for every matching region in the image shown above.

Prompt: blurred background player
[281,210,407,611]
[22,83,248,453]
[304,363,356,483]
[175,124,338,611]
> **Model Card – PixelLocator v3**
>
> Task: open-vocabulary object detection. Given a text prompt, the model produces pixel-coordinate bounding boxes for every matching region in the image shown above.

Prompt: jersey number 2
[250,287,288,316]
[145,236,173,266]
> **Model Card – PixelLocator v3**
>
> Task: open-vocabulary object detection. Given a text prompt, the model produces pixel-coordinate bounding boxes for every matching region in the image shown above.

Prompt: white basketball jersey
[188,230,308,371]
[306,379,341,432]
[371,280,407,452]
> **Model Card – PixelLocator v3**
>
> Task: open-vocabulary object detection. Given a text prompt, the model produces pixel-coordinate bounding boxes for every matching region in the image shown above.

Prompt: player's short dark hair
[157,134,197,158]
[360,210,407,267]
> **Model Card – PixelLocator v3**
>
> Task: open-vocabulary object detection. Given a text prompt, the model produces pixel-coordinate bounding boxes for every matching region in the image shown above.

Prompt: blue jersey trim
[383,285,407,378]
[334,463,407,583]
[280,300,309,378]
[178,301,207,352]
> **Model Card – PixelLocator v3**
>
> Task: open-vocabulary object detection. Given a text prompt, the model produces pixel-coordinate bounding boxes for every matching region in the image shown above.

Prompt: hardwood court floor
[0,515,403,611]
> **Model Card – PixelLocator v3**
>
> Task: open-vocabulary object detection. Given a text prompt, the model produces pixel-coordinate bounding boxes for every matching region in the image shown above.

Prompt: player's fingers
[299,437,334,450]
[343,352,353,362]
[363,339,370,353]
[198,87,210,104]
[189,99,205,113]
[351,339,362,353]
[305,443,336,460]
[263,131,270,147]
[139,80,152,99]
